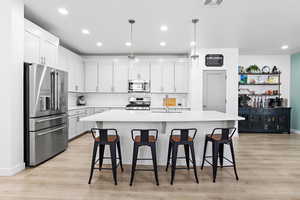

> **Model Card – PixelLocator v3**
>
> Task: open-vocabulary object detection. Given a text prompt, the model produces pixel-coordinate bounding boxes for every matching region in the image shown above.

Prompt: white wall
[239,55,291,104]
[189,48,239,115]
[0,0,25,176]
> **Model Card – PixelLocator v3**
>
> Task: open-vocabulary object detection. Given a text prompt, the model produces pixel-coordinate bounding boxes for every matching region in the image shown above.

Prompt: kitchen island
[81,110,244,165]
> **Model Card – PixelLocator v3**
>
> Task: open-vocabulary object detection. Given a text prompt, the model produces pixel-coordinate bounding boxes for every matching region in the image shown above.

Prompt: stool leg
[166,139,172,172]
[117,140,124,172]
[99,144,105,171]
[219,143,224,168]
[130,143,139,186]
[110,143,118,185]
[151,143,159,186]
[184,144,190,170]
[170,144,178,185]
[201,136,208,170]
[212,142,219,183]
[88,142,98,184]
[189,142,199,184]
[229,142,239,181]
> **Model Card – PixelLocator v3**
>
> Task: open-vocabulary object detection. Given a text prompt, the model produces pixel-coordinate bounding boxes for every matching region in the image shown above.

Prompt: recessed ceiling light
[160,41,166,47]
[96,42,103,47]
[125,42,132,47]
[58,8,69,15]
[203,0,223,6]
[281,45,289,50]
[113,59,119,62]
[81,29,90,35]
[160,25,168,32]
[190,41,196,46]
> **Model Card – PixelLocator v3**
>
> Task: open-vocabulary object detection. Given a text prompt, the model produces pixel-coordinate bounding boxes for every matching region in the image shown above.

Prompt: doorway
[203,70,227,112]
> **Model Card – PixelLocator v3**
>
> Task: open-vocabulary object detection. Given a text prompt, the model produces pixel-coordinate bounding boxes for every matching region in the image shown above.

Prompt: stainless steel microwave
[128,80,150,93]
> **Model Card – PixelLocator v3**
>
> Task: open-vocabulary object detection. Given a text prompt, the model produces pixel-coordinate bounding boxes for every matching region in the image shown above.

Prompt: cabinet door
[150,61,163,92]
[174,62,189,93]
[84,60,98,92]
[98,60,113,92]
[113,60,129,92]
[68,117,77,140]
[162,62,175,93]
[67,52,78,91]
[24,30,41,64]
[129,61,150,80]
[58,46,69,71]
[76,56,85,92]
[42,39,58,67]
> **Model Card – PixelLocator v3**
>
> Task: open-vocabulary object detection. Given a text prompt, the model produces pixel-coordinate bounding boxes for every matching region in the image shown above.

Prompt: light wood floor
[1,133,300,200]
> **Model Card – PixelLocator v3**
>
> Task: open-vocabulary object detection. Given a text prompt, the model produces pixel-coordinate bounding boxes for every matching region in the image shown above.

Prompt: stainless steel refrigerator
[24,63,68,167]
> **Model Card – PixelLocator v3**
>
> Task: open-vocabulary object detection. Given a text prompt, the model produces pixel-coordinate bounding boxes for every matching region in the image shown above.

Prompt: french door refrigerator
[24,63,68,167]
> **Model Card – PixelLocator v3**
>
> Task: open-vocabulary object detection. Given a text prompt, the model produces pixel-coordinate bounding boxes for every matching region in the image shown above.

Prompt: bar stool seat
[207,134,222,141]
[134,135,156,143]
[95,135,118,142]
[171,135,194,142]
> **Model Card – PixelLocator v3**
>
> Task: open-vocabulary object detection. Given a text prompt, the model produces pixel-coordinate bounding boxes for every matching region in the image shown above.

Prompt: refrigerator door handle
[55,72,58,110]
[50,70,56,110]
[35,115,66,123]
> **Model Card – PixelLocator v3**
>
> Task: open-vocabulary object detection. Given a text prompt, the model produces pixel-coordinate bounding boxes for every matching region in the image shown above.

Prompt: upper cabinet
[129,61,150,80]
[84,60,98,92]
[98,60,114,92]
[58,46,84,92]
[113,60,129,93]
[24,19,59,67]
[150,61,189,93]
[174,62,189,93]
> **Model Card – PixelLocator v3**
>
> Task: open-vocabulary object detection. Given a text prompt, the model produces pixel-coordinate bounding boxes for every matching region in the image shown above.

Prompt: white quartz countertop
[68,105,191,111]
[80,110,244,122]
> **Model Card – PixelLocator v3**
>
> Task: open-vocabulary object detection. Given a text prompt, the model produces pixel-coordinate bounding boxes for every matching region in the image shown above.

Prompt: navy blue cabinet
[239,107,291,133]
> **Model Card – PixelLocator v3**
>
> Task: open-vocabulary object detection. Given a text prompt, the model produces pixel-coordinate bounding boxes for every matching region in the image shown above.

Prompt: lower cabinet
[68,107,108,140]
[238,107,291,133]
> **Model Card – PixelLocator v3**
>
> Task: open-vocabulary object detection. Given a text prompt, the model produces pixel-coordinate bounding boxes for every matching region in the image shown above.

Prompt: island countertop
[80,110,244,122]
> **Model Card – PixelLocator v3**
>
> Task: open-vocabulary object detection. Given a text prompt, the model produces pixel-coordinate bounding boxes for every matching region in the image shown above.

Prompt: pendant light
[190,18,199,60]
[128,19,135,60]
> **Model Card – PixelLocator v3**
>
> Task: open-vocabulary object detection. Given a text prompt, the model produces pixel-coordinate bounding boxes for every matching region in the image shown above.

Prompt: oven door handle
[37,126,65,136]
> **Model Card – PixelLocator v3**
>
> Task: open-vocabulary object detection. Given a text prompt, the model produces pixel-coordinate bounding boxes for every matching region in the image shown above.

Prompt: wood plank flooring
[1,133,300,200]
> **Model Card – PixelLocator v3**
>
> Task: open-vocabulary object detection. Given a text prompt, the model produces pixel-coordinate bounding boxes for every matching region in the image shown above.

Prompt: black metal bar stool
[201,127,239,182]
[88,128,123,185]
[166,128,199,185]
[129,129,159,186]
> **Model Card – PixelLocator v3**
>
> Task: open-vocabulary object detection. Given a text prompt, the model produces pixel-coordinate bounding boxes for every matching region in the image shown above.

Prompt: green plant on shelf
[246,64,260,73]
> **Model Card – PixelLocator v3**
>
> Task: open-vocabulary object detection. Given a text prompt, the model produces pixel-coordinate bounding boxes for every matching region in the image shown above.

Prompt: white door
[98,60,113,92]
[58,46,69,71]
[68,116,77,140]
[24,30,41,64]
[203,70,227,112]
[162,62,175,93]
[129,61,150,80]
[174,62,189,93]
[150,61,163,92]
[84,60,98,92]
[67,52,77,91]
[76,56,85,92]
[113,60,129,92]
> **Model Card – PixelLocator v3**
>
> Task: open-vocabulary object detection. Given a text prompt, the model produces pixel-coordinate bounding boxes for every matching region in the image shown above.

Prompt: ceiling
[24,0,300,55]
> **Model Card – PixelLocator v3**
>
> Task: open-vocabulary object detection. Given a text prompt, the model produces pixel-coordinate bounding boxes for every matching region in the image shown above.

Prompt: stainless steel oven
[128,80,150,93]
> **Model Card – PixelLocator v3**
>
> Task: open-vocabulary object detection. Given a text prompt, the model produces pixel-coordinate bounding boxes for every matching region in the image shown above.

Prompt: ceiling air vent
[203,0,223,6]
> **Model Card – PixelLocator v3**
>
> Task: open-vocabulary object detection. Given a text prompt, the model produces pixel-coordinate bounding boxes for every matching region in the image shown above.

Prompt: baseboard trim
[291,129,300,134]
[0,162,25,176]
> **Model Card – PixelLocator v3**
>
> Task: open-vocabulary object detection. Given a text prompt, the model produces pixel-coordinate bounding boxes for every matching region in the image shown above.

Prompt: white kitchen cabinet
[150,61,163,92]
[24,30,41,64]
[129,61,150,80]
[58,46,84,92]
[174,62,189,93]
[162,62,175,93]
[84,60,98,92]
[24,19,59,67]
[68,116,78,140]
[98,60,113,92]
[113,60,129,92]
